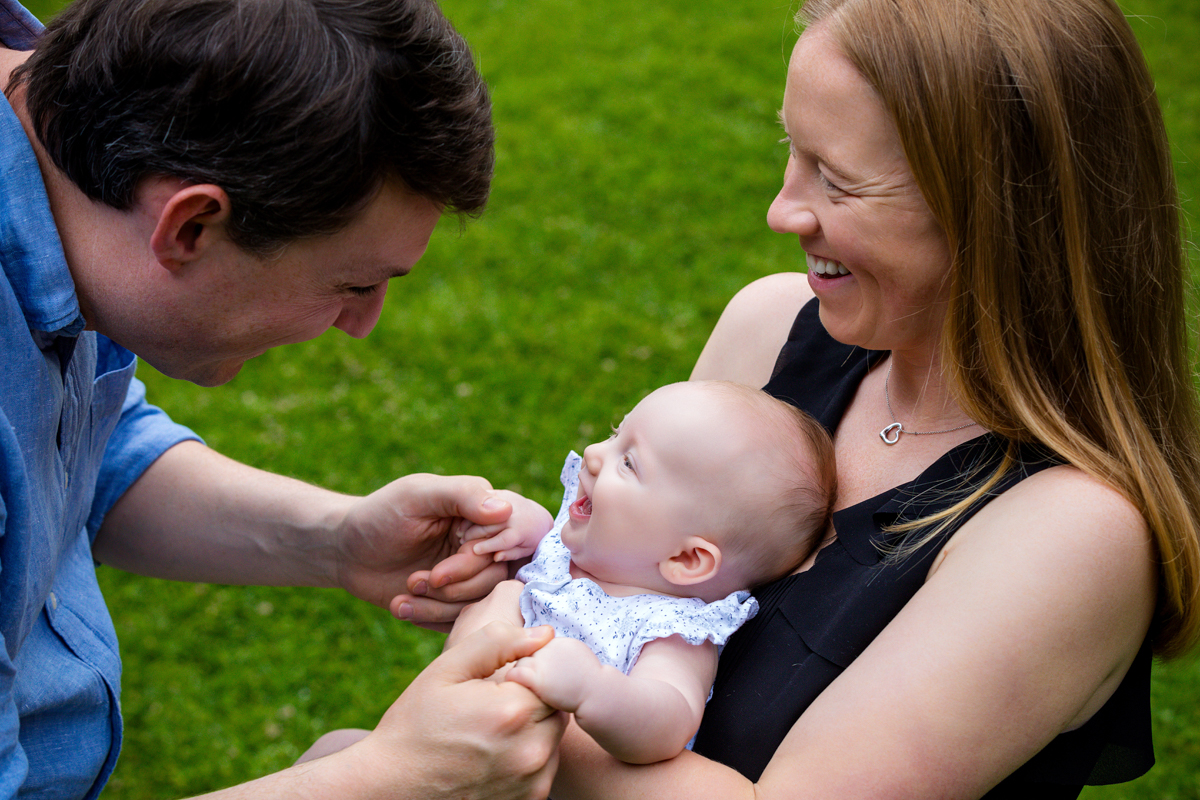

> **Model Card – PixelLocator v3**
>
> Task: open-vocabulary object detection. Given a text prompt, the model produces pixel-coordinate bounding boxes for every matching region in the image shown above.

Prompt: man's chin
[195,360,246,387]
[154,358,245,387]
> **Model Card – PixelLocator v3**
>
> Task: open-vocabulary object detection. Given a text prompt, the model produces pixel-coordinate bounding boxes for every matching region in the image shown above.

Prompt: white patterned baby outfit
[516,451,758,676]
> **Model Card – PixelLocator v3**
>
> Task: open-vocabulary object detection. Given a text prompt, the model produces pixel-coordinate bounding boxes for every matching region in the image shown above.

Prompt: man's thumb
[434,622,554,682]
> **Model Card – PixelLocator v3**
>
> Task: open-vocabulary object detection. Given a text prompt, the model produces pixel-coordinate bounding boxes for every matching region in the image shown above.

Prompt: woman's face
[767,24,952,356]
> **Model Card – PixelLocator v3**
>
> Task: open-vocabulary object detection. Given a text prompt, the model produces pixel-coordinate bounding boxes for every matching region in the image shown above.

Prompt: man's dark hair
[9,0,493,254]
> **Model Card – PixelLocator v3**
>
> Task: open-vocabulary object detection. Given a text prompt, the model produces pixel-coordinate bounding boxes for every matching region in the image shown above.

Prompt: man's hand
[443,579,528,649]
[295,623,567,800]
[334,473,512,613]
[174,623,567,800]
[391,490,550,630]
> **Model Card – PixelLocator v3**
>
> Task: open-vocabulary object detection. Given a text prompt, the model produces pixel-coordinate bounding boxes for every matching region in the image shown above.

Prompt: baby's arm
[455,489,554,562]
[505,634,717,764]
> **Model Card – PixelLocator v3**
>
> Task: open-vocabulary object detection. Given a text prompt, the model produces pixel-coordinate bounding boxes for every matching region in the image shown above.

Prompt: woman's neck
[883,350,973,433]
[828,343,983,513]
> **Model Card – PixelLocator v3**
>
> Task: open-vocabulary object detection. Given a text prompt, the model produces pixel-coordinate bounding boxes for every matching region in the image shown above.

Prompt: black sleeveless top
[691,300,1153,797]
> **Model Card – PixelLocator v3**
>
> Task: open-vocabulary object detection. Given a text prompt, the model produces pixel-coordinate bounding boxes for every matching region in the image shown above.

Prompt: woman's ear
[659,536,722,587]
[148,183,232,271]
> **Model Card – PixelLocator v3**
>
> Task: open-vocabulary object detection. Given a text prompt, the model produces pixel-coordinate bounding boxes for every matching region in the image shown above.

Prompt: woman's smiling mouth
[806,252,850,276]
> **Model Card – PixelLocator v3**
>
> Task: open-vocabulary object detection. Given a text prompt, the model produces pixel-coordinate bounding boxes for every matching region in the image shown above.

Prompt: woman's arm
[551,466,1156,799]
[690,272,812,386]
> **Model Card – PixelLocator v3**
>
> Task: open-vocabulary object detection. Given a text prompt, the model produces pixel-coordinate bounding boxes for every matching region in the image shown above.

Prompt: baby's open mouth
[569,493,592,519]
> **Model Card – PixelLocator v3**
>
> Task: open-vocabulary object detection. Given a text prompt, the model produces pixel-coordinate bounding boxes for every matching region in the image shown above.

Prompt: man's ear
[148,184,231,271]
[659,536,722,587]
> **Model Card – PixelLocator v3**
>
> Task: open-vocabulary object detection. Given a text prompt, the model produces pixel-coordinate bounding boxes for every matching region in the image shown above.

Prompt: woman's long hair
[800,0,1200,657]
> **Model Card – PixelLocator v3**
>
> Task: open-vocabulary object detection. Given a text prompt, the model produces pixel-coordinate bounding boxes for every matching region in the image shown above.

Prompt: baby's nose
[582,444,602,474]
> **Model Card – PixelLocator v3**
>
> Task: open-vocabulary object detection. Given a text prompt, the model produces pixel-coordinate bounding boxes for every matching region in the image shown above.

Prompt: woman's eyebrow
[777,110,860,185]
[821,158,860,186]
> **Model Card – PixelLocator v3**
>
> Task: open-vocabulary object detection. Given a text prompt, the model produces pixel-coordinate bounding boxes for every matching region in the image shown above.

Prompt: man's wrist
[303,490,358,590]
[189,736,414,800]
[253,480,355,590]
[313,737,417,800]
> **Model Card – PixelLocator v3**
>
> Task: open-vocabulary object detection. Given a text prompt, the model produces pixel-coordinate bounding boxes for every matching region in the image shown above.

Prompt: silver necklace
[880,362,979,445]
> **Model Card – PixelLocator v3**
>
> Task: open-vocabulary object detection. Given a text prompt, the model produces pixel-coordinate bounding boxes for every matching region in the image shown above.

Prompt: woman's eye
[818,170,844,194]
[348,283,383,297]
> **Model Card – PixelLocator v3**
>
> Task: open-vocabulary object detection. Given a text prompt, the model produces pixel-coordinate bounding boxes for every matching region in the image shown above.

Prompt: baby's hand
[504,637,602,713]
[461,490,553,562]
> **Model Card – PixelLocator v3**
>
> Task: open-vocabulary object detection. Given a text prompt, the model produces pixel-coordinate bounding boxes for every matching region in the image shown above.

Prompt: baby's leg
[295,728,370,763]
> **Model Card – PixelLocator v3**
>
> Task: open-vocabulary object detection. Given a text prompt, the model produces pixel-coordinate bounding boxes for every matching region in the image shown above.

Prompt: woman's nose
[767,163,819,238]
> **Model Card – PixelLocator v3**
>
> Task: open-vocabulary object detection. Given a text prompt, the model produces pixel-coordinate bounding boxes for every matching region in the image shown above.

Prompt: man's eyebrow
[363,265,412,282]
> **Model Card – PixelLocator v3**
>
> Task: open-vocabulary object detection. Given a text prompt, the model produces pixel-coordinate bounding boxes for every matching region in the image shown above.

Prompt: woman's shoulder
[728,271,814,308]
[691,272,813,386]
[933,463,1154,631]
[936,463,1152,576]
[719,272,815,342]
[964,464,1149,549]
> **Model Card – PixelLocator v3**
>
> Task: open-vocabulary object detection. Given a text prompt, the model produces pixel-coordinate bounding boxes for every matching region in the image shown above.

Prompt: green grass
[15,0,1200,796]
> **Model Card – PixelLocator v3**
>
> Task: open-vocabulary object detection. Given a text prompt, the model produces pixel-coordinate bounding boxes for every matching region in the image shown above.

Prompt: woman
[439,0,1200,796]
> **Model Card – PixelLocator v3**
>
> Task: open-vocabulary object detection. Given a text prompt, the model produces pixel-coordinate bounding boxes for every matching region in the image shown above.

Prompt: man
[0,0,563,797]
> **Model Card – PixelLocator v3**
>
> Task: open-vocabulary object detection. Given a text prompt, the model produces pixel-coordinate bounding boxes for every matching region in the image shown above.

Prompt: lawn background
[16,0,1199,796]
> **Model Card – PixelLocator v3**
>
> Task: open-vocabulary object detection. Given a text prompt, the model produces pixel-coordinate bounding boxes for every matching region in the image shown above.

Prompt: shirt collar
[0,39,85,338]
[0,0,41,51]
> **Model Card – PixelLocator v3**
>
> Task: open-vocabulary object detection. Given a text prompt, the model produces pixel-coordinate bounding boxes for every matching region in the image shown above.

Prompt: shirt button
[48,592,58,611]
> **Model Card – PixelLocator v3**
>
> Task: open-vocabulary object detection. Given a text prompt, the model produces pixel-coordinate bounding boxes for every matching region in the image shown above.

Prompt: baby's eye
[622,454,634,471]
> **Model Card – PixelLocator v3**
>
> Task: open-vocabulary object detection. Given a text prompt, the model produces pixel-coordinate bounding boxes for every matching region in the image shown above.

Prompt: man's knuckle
[509,739,553,777]
[482,619,514,644]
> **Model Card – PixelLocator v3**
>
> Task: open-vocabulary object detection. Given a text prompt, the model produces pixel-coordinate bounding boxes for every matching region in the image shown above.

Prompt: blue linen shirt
[1,4,200,796]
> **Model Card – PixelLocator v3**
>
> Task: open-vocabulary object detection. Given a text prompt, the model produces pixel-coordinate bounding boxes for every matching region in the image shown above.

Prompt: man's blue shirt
[1,4,199,796]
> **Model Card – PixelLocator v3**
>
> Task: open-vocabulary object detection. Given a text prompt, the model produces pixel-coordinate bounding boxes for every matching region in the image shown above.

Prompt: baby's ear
[659,536,722,587]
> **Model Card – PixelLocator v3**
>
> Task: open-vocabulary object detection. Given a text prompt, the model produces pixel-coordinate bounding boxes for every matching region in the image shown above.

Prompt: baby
[449,380,837,764]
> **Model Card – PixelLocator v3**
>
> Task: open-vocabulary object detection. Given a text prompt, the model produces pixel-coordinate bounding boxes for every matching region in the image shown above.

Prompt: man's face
[135,181,442,386]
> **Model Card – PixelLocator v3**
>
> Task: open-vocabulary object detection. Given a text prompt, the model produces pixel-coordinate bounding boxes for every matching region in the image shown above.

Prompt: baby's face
[561,382,757,587]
